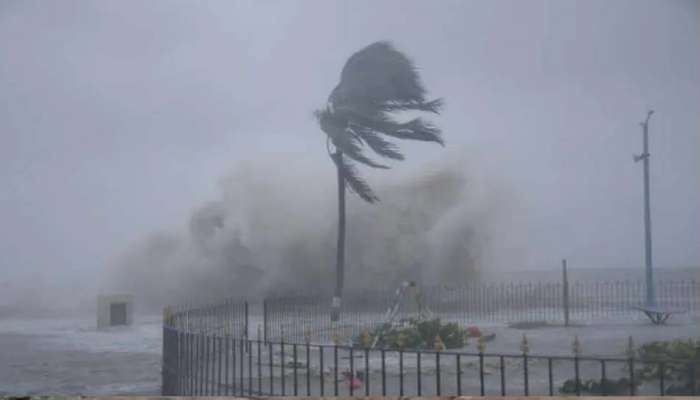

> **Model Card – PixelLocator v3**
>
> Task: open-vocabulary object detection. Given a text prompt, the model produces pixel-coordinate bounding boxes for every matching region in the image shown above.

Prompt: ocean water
[0,314,162,395]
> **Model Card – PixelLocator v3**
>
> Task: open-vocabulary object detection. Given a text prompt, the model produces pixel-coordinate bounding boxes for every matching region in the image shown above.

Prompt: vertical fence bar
[233,338,238,396]
[435,351,441,396]
[210,334,215,395]
[479,352,485,396]
[171,328,176,395]
[182,331,188,395]
[181,331,186,395]
[319,345,325,396]
[502,355,507,396]
[659,362,665,396]
[399,350,404,396]
[258,339,262,395]
[199,334,204,395]
[349,347,355,396]
[563,259,570,326]
[193,333,199,395]
[523,354,529,396]
[280,340,285,395]
[216,334,222,395]
[293,344,298,395]
[334,345,338,396]
[161,326,167,395]
[244,301,249,340]
[548,357,553,396]
[178,331,183,395]
[690,361,697,396]
[216,336,221,395]
[365,348,370,396]
[381,349,386,395]
[225,334,230,395]
[190,332,195,395]
[204,335,210,395]
[189,332,194,395]
[239,339,244,396]
[574,356,581,396]
[169,328,174,395]
[248,338,253,395]
[417,351,422,396]
[629,357,636,395]
[601,360,607,396]
[457,354,462,396]
[263,299,268,343]
[306,342,311,396]
[173,330,179,395]
[268,342,274,395]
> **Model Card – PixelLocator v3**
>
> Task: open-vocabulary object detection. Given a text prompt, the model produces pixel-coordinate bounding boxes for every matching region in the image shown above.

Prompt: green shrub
[559,338,700,395]
[355,318,468,350]
[635,338,700,395]
[559,378,636,395]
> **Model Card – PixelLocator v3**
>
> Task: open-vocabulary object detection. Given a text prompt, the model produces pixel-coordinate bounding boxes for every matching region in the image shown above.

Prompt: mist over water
[0,0,697,317]
[105,152,519,310]
[0,2,698,397]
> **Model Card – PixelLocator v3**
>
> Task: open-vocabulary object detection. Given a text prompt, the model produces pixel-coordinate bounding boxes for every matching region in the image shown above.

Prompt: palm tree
[316,41,444,321]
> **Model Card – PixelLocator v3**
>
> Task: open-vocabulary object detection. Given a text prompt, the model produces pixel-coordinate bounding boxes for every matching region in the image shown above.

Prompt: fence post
[244,301,249,339]
[162,307,170,395]
[562,259,570,327]
[161,324,167,395]
[263,298,268,343]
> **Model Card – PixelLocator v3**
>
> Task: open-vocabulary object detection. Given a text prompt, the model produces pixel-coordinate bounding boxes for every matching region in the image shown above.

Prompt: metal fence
[264,280,700,343]
[162,279,700,396]
[166,300,249,337]
[163,324,700,396]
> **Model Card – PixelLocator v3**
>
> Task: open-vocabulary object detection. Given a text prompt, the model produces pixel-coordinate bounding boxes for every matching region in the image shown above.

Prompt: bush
[355,318,468,350]
[559,338,700,395]
[559,378,636,395]
[635,338,700,395]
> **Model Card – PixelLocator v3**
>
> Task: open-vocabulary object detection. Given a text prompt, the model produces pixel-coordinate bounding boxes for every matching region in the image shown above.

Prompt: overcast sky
[1,0,698,297]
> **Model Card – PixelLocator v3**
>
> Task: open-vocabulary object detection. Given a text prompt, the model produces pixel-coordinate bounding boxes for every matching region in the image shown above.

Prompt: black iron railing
[264,280,700,343]
[163,325,700,396]
[163,295,700,397]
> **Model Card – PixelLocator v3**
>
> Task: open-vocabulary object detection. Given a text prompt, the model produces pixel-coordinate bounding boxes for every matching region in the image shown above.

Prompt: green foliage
[634,338,700,395]
[559,378,635,395]
[355,318,467,350]
[559,338,700,395]
[635,338,699,363]
[317,41,444,203]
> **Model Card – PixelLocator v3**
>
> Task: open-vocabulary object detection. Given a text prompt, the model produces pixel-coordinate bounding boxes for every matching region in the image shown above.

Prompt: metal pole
[262,299,268,343]
[634,110,655,307]
[331,151,346,322]
[562,259,570,326]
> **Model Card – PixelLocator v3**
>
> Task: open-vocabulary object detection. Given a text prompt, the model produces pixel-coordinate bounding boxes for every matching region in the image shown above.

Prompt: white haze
[104,151,522,310]
[0,0,698,313]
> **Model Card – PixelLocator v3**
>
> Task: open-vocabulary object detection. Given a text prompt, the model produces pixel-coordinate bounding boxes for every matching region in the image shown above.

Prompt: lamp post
[633,110,655,307]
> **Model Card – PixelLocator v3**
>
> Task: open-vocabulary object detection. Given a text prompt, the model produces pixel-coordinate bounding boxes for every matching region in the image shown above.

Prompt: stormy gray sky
[1,0,698,306]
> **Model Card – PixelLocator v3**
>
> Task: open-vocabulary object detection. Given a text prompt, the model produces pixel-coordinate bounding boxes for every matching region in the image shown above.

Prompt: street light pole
[633,110,655,307]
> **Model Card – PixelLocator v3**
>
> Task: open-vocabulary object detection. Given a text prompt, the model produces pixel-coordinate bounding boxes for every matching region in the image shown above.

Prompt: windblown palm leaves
[316,41,444,203]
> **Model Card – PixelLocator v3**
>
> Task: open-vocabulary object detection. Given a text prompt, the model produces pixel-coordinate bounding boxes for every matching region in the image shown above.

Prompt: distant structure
[633,110,655,307]
[97,294,134,329]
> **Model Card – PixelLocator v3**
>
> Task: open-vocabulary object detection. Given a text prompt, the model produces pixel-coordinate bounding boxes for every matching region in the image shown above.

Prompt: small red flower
[467,326,482,337]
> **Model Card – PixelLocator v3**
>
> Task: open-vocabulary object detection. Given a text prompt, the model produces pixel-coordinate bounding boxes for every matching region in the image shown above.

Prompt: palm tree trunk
[331,151,346,322]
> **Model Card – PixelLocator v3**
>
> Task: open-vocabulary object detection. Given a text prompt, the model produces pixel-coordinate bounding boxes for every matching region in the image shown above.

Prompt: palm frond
[317,109,390,169]
[336,107,444,145]
[350,125,405,161]
[378,98,444,114]
[317,40,445,203]
[330,41,429,107]
[332,154,379,203]
[384,117,444,145]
